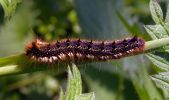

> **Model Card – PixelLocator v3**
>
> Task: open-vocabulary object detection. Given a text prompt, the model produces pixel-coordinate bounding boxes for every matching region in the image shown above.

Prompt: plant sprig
[0,0,22,18]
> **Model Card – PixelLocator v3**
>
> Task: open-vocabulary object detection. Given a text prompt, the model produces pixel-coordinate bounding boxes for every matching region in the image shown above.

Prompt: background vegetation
[0,0,169,100]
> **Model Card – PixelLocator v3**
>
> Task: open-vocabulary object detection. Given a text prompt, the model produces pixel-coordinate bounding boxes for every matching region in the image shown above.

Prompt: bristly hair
[25,36,145,63]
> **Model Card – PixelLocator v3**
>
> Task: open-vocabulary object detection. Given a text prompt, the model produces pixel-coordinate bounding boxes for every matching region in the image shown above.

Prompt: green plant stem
[0,65,21,76]
[0,54,67,76]
[145,37,169,51]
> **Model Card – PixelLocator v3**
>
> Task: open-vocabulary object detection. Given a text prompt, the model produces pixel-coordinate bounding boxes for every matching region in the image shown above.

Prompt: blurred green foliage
[0,0,169,100]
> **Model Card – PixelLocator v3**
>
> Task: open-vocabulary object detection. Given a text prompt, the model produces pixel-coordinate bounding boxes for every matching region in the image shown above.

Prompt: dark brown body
[25,37,145,63]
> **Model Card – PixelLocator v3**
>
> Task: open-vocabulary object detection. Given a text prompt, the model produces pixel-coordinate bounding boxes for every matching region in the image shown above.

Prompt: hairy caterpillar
[25,36,145,63]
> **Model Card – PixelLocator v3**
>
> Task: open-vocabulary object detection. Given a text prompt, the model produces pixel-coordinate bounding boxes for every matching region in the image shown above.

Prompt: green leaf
[150,0,163,24]
[60,64,95,100]
[146,53,169,71]
[66,64,82,100]
[144,25,168,39]
[145,0,169,76]
[0,0,22,18]
[145,1,169,95]
[59,88,65,100]
[151,72,169,90]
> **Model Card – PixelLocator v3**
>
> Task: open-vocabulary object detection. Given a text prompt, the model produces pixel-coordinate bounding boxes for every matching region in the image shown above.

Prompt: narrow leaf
[146,53,169,71]
[59,88,65,100]
[145,25,168,39]
[144,25,158,39]
[60,64,95,100]
[0,0,22,17]
[66,64,82,100]
[151,72,169,90]
[150,0,163,24]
